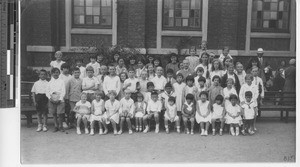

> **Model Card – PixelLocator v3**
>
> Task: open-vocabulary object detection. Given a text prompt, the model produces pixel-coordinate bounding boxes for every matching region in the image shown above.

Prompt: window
[73,0,112,28]
[251,0,290,32]
[163,0,202,30]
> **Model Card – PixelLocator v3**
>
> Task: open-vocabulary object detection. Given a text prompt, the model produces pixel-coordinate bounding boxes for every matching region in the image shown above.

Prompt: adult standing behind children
[50,51,65,72]
[186,46,200,71]
[283,59,296,93]
[194,52,211,79]
[177,59,194,81]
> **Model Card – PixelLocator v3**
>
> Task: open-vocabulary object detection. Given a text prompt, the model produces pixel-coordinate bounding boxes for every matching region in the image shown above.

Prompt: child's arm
[116,77,121,95]
[165,106,171,120]
[254,106,258,116]
[196,101,202,116]
[32,92,37,106]
[136,81,140,92]
[222,107,226,118]
[181,105,188,117]
[91,102,95,115]
[102,78,108,95]
[129,101,135,117]
[204,102,211,117]
[241,107,245,117]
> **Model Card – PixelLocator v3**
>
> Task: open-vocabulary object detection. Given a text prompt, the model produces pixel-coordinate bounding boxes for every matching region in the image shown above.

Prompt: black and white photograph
[0,0,299,165]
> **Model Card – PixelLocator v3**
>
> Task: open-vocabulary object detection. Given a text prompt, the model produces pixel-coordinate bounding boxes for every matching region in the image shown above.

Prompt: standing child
[66,67,83,128]
[147,64,156,81]
[144,82,155,103]
[143,91,162,133]
[75,58,86,79]
[223,78,238,109]
[118,72,128,100]
[86,55,100,76]
[96,65,108,93]
[178,62,184,73]
[221,63,241,94]
[111,53,120,66]
[82,66,100,102]
[239,74,258,105]
[50,51,65,72]
[173,73,186,119]
[128,56,138,71]
[165,53,180,77]
[136,59,146,78]
[153,58,162,72]
[235,62,246,86]
[186,46,200,71]
[210,59,225,81]
[103,65,121,99]
[134,93,147,132]
[208,76,223,106]
[97,53,108,66]
[46,68,66,132]
[152,66,167,94]
[138,70,149,97]
[166,69,176,85]
[196,91,211,136]
[211,95,225,136]
[182,75,198,101]
[73,92,91,135]
[31,69,49,132]
[90,92,108,135]
[194,67,207,89]
[164,96,180,133]
[146,55,154,68]
[123,68,139,101]
[116,58,128,75]
[118,90,135,134]
[161,82,176,109]
[225,94,242,136]
[218,46,233,63]
[105,91,120,135]
[182,94,196,134]
[241,91,258,135]
[196,76,207,94]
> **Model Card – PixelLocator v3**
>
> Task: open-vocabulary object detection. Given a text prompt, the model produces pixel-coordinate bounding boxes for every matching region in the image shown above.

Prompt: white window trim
[156,0,208,49]
[65,0,117,50]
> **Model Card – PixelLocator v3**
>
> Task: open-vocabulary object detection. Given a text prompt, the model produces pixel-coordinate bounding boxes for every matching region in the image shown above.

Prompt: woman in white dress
[196,91,211,136]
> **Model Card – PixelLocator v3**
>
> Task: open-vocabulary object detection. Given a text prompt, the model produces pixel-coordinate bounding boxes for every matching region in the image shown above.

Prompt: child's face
[39,71,47,80]
[109,66,116,75]
[125,92,131,99]
[186,99,192,104]
[130,59,135,65]
[179,63,184,69]
[165,87,172,93]
[224,59,231,66]
[187,80,193,87]
[227,80,233,88]
[156,67,163,76]
[81,95,87,102]
[87,70,94,77]
[183,61,189,69]
[168,100,175,106]
[119,59,125,66]
[148,86,154,92]
[216,99,222,105]
[176,76,183,83]
[201,42,207,50]
[128,71,135,78]
[201,55,208,63]
[137,61,144,68]
[141,71,147,79]
[73,70,80,78]
[245,78,252,85]
[151,94,158,102]
[148,65,154,72]
[251,68,258,77]
[190,50,196,56]
[213,61,219,70]
[97,55,103,61]
[246,96,252,103]
[236,64,243,73]
[223,48,229,56]
[137,97,143,102]
[252,61,258,67]
[167,73,173,78]
[90,58,96,63]
[62,68,69,74]
[52,70,60,79]
[100,66,107,75]
[96,94,101,101]
[114,54,119,61]
[196,70,204,76]
[154,60,160,66]
[55,53,62,60]
[213,78,220,86]
[109,93,116,100]
[76,61,82,67]
[148,56,154,62]
[200,94,207,102]
[230,98,237,106]
[120,73,127,81]
[171,56,177,63]
[228,66,234,74]
[199,81,205,87]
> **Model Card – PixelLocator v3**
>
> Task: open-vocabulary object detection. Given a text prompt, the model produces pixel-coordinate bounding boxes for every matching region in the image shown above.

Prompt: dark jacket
[221,73,241,94]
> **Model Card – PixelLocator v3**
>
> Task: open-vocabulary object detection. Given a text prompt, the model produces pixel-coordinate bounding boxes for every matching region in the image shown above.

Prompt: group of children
[31,47,264,136]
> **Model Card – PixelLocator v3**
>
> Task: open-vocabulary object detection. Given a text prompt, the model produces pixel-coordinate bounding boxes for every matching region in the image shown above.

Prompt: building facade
[21,0,296,68]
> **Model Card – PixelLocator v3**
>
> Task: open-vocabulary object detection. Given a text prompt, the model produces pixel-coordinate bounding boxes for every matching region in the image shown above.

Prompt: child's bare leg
[101,119,108,133]
[211,119,216,132]
[119,117,125,133]
[253,115,257,130]
[58,114,64,129]
[37,113,42,125]
[42,114,48,126]
[111,119,117,134]
[205,122,210,131]
[138,118,142,130]
[135,117,139,130]
[82,117,89,134]
[53,113,58,128]
[76,116,82,134]
[182,117,188,130]
[142,115,149,132]
[190,118,195,131]
[126,117,132,131]
[200,122,204,132]
[164,118,168,129]
[90,121,95,130]
[230,124,235,135]
[154,113,160,133]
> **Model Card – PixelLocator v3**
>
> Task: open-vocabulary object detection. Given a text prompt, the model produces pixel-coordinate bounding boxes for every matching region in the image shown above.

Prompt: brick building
[21,0,296,69]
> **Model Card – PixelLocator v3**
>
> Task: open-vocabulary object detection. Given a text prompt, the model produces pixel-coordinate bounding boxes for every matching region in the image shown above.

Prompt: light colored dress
[90,99,108,123]
[225,103,242,124]
[104,99,120,124]
[223,87,237,109]
[135,101,147,118]
[164,103,179,122]
[173,82,186,112]
[75,100,91,120]
[211,103,224,119]
[196,100,211,123]
[241,100,257,119]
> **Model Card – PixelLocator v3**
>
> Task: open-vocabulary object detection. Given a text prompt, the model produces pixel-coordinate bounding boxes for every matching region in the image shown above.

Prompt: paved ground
[21,112,296,164]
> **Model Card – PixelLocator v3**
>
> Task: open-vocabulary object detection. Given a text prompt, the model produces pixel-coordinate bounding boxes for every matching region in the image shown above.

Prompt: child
[144,82,155,103]
[138,70,149,97]
[153,58,162,71]
[146,55,154,68]
[223,56,233,72]
[46,68,66,132]
[97,53,108,66]
[225,94,242,136]
[196,91,211,136]
[86,55,100,76]
[90,92,108,135]
[73,92,91,135]
[241,91,258,135]
[219,46,233,62]
[161,82,176,110]
[178,62,184,72]
[143,91,162,133]
[123,68,139,101]
[173,73,186,118]
[75,58,86,79]
[164,96,180,133]
[182,75,198,101]
[211,95,225,136]
[66,67,83,128]
[166,69,176,85]
[82,66,100,102]
[223,78,238,108]
[136,59,146,78]
[134,93,147,132]
[96,65,108,93]
[239,74,258,105]
[165,53,180,77]
[210,59,224,81]
[197,76,207,93]
[152,66,167,94]
[104,91,120,135]
[221,63,241,94]
[119,72,128,100]
[235,62,246,86]
[208,76,223,106]
[118,90,135,134]
[116,58,128,75]
[111,53,120,66]
[147,64,156,81]
[194,52,211,79]
[177,59,194,81]
[186,46,200,71]
[50,51,65,72]
[103,65,121,98]
[128,56,138,70]
[194,67,205,88]
[182,94,196,134]
[31,69,49,132]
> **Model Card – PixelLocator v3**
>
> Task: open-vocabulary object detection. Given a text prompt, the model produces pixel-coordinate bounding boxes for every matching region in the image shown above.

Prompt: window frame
[162,0,203,31]
[251,0,291,33]
[71,0,113,29]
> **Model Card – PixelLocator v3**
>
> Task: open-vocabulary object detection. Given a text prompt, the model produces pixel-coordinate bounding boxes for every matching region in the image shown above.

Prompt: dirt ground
[20,112,296,164]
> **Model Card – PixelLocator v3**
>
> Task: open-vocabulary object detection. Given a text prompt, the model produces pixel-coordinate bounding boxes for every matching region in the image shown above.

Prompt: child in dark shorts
[31,69,49,132]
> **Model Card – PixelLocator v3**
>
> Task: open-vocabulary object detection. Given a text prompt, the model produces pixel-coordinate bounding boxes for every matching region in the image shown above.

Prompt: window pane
[86,0,93,6]
[175,10,181,17]
[74,0,84,6]
[257,1,263,11]
[283,11,288,21]
[263,2,270,10]
[195,18,200,27]
[190,18,195,26]
[251,19,257,28]
[93,7,100,15]
[270,2,278,10]
[251,11,257,19]
[283,1,289,11]
[175,0,181,9]
[270,11,277,19]
[93,0,101,6]
[269,20,276,28]
[182,10,189,17]
[195,0,201,9]
[181,0,189,9]
[102,0,111,6]
[278,20,283,28]
[101,16,111,25]
[94,16,100,24]
[86,15,93,24]
[175,18,182,26]
[263,20,269,28]
[282,19,288,29]
[74,7,84,15]
[86,7,93,15]
[169,9,174,17]
[263,11,271,19]
[169,18,174,26]
[74,15,85,24]
[102,7,111,16]
[164,0,174,8]
[182,19,188,26]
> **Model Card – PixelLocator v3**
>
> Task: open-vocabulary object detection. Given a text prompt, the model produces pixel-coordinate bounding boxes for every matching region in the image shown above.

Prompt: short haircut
[124,89,132,94]
[40,69,47,74]
[86,66,94,72]
[227,78,235,84]
[136,92,144,100]
[166,68,174,74]
[245,91,253,97]
[223,46,230,51]
[147,82,154,88]
[108,90,117,96]
[73,67,80,72]
[176,73,184,79]
[196,67,204,72]
[151,91,158,96]
[51,67,60,74]
[168,96,176,103]
[251,66,259,71]
[245,74,253,81]
[215,95,224,103]
[128,67,135,72]
[186,93,194,101]
[90,55,97,60]
[199,91,208,98]
[170,53,177,58]
[165,82,173,88]
[198,76,206,83]
[80,92,87,97]
[212,75,221,82]
[95,92,104,99]
[229,94,238,101]
[60,63,70,70]
[186,75,194,83]
[75,58,83,62]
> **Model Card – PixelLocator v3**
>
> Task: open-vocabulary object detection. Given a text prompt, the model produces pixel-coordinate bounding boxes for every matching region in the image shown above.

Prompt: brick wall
[145,0,157,49]
[250,38,290,51]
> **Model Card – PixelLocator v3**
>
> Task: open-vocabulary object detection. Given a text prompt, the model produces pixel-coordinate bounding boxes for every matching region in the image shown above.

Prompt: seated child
[164,96,180,134]
[104,91,120,135]
[241,91,258,135]
[225,94,242,136]
[196,91,211,136]
[144,82,155,103]
[182,94,196,135]
[211,95,225,136]
[134,93,147,132]
[143,91,162,133]
[73,92,91,135]
[118,90,135,135]
[90,92,108,135]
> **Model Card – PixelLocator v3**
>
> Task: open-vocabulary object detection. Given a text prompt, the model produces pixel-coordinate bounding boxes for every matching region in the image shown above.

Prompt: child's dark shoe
[53,127,59,133]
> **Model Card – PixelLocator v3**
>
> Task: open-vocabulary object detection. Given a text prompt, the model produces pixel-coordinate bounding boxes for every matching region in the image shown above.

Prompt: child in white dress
[225,94,242,136]
[196,91,211,136]
[118,90,135,135]
[241,91,258,135]
[164,97,180,134]
[211,95,225,136]
[196,76,208,94]
[173,73,186,118]
[90,92,108,135]
[182,94,196,134]
[73,93,91,135]
[134,93,147,132]
[223,78,238,108]
[104,91,120,135]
